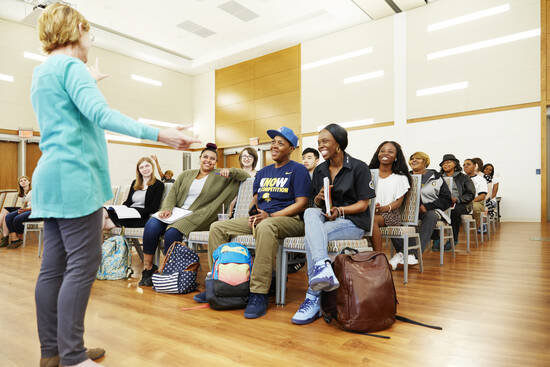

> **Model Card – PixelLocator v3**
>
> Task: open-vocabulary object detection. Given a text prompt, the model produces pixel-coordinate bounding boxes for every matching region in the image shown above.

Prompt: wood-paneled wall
[25,143,41,180]
[543,1,548,221]
[215,45,301,149]
[0,142,18,189]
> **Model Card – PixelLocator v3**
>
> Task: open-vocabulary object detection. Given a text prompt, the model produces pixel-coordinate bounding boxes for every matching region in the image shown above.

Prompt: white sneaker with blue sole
[291,293,321,325]
[309,261,340,292]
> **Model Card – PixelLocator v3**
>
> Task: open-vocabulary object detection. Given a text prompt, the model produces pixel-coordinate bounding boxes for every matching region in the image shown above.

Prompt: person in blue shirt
[197,126,311,319]
[30,4,198,367]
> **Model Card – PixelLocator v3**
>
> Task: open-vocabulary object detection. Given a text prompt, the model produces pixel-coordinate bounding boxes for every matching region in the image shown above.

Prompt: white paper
[104,205,141,219]
[152,207,193,224]
[323,177,331,215]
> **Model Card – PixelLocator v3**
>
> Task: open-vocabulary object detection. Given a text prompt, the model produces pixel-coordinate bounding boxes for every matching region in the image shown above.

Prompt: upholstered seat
[379,226,416,237]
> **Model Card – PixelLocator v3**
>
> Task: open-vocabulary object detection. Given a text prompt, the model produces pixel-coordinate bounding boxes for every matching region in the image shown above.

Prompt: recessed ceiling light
[428,4,510,32]
[344,70,384,84]
[0,73,14,83]
[24,51,47,62]
[131,74,162,87]
[416,81,468,96]
[427,28,540,60]
[302,47,373,71]
[317,118,375,131]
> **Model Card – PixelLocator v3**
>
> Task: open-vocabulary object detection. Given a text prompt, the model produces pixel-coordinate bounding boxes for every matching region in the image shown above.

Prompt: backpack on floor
[321,249,441,338]
[206,242,253,310]
[152,241,199,294]
[96,234,133,280]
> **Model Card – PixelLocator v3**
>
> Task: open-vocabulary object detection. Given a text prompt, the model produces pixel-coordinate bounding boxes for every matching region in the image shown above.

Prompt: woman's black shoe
[139,264,158,287]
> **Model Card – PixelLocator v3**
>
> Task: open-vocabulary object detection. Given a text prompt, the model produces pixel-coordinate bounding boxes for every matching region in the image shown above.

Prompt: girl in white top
[368,141,412,251]
[228,147,258,216]
[0,176,31,247]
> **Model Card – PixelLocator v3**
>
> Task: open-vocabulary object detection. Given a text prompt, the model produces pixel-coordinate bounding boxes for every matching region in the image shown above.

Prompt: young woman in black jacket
[103,157,165,229]
[439,154,475,244]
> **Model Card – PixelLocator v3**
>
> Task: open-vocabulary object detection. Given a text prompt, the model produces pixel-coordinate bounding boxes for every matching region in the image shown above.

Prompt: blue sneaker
[432,239,440,251]
[193,291,207,303]
[244,293,268,319]
[291,293,321,325]
[309,261,340,292]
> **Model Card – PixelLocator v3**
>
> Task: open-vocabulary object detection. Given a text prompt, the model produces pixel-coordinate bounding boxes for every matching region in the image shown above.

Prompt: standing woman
[291,124,375,325]
[0,176,31,247]
[103,157,164,230]
[31,4,197,367]
[369,141,412,251]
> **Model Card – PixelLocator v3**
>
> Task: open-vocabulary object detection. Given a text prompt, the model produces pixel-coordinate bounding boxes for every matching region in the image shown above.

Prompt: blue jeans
[142,217,184,255]
[303,208,365,295]
[5,210,34,234]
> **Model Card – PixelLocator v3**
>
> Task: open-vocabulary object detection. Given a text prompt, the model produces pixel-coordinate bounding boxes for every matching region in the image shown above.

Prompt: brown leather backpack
[321,249,441,337]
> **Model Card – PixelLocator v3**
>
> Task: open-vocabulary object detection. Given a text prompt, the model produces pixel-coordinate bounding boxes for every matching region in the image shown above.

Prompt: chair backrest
[115,185,131,205]
[233,178,254,218]
[486,181,494,200]
[15,196,25,207]
[0,192,5,211]
[4,191,19,208]
[442,176,454,217]
[364,170,379,237]
[105,185,119,206]
[399,174,422,226]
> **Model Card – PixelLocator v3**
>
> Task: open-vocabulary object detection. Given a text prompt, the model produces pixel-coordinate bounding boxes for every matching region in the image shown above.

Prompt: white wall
[301,17,394,133]
[407,0,540,118]
[191,71,216,147]
[303,106,541,222]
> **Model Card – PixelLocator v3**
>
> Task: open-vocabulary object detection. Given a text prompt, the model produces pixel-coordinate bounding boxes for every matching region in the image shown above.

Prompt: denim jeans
[303,208,365,295]
[142,217,184,255]
[5,210,34,234]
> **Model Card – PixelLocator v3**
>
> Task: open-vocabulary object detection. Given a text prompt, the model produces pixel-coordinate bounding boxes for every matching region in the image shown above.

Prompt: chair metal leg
[38,228,44,257]
[403,235,408,284]
[279,249,289,305]
[22,223,28,248]
[439,227,444,266]
[275,245,283,305]
[465,223,470,253]
[474,225,479,247]
[416,235,423,273]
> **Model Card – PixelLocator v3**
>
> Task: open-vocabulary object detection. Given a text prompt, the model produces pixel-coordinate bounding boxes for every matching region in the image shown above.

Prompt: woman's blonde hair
[410,151,430,168]
[134,157,157,190]
[17,176,31,197]
[38,3,90,54]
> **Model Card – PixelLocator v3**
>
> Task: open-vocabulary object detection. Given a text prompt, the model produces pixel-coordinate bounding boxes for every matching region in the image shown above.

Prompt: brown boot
[0,236,8,248]
[39,348,105,367]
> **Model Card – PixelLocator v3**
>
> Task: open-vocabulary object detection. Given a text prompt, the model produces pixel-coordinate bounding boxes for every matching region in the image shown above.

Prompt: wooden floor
[1,222,550,367]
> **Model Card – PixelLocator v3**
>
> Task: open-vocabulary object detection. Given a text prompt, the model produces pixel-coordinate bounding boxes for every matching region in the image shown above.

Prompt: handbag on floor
[206,242,252,310]
[321,248,441,338]
[96,232,133,280]
[152,241,199,294]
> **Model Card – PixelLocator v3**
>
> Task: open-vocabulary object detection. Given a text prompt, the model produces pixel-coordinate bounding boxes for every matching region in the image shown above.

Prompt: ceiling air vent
[218,0,259,22]
[177,20,216,38]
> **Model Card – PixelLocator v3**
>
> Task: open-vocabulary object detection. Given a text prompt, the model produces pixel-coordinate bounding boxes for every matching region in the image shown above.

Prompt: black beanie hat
[323,123,348,151]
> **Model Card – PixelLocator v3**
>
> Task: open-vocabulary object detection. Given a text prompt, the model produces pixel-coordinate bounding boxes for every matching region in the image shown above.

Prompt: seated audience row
[93,124,497,325]
[0,176,34,249]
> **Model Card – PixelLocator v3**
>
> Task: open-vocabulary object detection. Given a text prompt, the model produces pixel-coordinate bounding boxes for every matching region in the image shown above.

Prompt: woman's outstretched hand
[158,125,200,150]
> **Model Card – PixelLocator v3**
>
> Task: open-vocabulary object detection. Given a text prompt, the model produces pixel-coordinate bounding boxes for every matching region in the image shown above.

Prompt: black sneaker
[193,291,207,303]
[287,253,306,274]
[7,239,22,249]
[0,236,8,248]
[244,293,268,319]
[138,264,158,287]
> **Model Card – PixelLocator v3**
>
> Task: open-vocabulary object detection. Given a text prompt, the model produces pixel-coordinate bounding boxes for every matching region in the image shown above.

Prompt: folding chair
[380,174,423,284]
[277,171,379,305]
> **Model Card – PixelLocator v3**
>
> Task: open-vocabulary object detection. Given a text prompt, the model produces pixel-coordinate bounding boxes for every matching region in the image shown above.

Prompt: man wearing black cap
[201,126,311,319]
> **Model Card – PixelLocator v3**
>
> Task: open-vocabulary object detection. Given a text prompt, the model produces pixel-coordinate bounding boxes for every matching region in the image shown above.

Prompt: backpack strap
[396,315,442,330]
[120,228,133,278]
[159,241,179,274]
[346,330,391,339]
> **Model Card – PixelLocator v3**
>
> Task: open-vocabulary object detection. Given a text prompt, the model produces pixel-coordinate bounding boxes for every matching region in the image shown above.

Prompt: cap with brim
[439,154,460,167]
[267,126,298,148]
